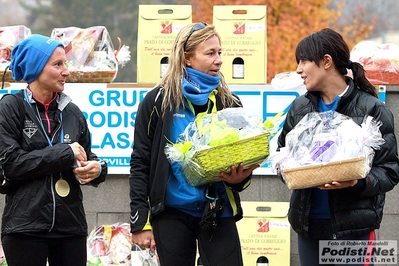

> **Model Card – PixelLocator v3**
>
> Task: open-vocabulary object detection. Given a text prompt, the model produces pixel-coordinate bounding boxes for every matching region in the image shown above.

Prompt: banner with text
[5,82,384,175]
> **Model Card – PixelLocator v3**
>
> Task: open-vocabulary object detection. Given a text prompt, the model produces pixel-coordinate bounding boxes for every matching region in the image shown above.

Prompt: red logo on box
[234,23,245,34]
[161,22,172,34]
[257,220,270,232]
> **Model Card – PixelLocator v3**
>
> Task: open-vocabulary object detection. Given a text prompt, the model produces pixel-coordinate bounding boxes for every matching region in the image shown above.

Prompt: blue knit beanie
[9,34,64,83]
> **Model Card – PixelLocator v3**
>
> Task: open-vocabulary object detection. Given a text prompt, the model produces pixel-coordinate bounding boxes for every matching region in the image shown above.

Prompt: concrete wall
[1,86,399,266]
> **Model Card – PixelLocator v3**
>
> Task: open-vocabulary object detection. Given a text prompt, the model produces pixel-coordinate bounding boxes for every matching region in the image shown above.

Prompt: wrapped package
[0,240,6,265]
[86,223,159,266]
[87,223,159,266]
[87,223,132,265]
[131,243,159,266]
[273,111,385,189]
[350,40,399,85]
[0,25,31,82]
[165,108,283,186]
[51,26,130,83]
[270,71,304,91]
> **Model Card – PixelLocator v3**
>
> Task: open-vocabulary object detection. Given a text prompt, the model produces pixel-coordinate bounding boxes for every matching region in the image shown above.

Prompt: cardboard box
[137,5,192,84]
[237,201,290,266]
[213,5,267,84]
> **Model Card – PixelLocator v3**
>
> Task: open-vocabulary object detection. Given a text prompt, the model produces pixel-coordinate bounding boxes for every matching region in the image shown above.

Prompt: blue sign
[4,82,385,175]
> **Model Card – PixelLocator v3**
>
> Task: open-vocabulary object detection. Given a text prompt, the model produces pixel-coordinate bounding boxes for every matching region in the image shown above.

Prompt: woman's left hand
[318,179,358,190]
[73,160,101,183]
[218,163,260,184]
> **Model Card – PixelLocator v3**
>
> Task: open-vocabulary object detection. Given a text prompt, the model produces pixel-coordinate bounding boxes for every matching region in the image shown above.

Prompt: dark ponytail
[296,28,378,98]
[350,61,378,98]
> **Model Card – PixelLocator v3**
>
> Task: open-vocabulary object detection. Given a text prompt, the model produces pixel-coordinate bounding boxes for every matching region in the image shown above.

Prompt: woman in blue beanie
[0,34,108,266]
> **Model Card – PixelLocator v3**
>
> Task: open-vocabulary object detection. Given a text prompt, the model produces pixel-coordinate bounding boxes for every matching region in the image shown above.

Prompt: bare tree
[334,0,399,35]
[0,0,28,25]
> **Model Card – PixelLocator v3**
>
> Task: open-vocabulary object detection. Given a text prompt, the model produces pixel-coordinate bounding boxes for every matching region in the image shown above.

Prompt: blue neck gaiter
[182,67,220,105]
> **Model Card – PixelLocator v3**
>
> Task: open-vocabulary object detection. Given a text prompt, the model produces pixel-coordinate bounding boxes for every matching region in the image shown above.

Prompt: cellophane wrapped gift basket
[51,26,130,83]
[165,108,283,187]
[350,40,399,85]
[272,111,385,189]
[86,223,159,266]
[0,25,31,82]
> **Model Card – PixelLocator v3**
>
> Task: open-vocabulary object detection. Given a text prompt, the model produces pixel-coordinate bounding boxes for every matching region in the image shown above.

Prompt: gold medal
[55,177,70,197]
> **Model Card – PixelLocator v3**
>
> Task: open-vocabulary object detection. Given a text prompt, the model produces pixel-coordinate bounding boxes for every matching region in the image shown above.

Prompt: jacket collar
[305,76,357,109]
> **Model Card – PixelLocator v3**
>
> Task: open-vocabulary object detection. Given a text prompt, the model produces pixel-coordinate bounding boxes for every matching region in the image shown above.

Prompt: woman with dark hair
[129,23,258,266]
[277,28,399,266]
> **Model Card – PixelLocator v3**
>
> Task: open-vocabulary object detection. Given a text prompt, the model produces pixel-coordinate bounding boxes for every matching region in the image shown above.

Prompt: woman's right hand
[318,179,358,190]
[69,142,87,162]
[131,230,156,252]
[218,162,259,184]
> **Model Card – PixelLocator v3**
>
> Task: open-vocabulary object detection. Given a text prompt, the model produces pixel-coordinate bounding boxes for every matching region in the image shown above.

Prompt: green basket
[183,132,269,186]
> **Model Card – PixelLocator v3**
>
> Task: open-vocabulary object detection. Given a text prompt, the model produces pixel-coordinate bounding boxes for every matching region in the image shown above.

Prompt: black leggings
[152,207,243,266]
[298,218,375,266]
[1,233,87,266]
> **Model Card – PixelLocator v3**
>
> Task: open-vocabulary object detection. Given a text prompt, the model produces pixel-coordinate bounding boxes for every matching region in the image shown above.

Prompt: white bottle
[232,57,244,79]
[256,256,269,266]
[160,57,169,78]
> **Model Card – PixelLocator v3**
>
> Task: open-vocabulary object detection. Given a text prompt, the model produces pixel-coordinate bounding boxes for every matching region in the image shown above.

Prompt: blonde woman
[129,23,258,266]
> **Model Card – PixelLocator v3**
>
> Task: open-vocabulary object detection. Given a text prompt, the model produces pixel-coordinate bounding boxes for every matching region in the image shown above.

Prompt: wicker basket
[282,156,367,190]
[1,70,14,82]
[66,70,117,83]
[365,70,399,85]
[183,132,269,186]
[1,69,117,83]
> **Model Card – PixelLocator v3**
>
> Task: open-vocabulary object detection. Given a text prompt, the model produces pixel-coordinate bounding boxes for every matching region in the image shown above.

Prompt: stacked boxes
[213,5,267,84]
[237,201,290,265]
[137,5,192,84]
